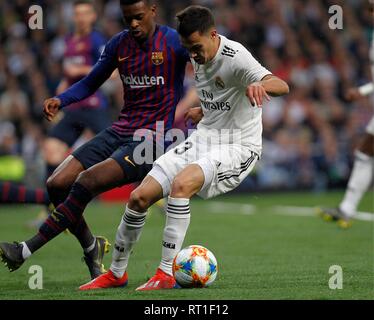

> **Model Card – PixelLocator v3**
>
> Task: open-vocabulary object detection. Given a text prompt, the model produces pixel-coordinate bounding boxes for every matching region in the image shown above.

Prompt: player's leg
[79,138,196,290]
[135,164,206,291]
[0,128,122,275]
[0,155,90,273]
[79,175,164,290]
[45,111,110,268]
[32,111,82,227]
[136,145,259,291]
[46,155,85,206]
[319,130,374,228]
[0,181,49,205]
[340,133,373,216]
[0,158,123,274]
[49,155,111,279]
[43,137,70,183]
[25,158,123,252]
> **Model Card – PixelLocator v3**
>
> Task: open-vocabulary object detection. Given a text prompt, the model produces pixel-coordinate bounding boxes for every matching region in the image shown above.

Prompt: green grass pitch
[0,191,372,300]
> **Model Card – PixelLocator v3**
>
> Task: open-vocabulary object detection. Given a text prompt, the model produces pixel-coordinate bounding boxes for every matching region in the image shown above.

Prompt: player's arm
[43,61,115,121]
[345,83,374,101]
[234,48,289,107]
[246,74,289,107]
[175,87,203,125]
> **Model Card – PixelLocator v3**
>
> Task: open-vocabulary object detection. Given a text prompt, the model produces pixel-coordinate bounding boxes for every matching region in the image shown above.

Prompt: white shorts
[148,131,259,199]
[366,116,374,135]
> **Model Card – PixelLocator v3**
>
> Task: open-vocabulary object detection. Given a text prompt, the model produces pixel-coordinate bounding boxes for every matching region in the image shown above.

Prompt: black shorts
[48,108,111,147]
[72,127,154,184]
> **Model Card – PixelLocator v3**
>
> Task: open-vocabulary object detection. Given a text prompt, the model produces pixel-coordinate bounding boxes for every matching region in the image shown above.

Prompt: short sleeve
[233,46,272,87]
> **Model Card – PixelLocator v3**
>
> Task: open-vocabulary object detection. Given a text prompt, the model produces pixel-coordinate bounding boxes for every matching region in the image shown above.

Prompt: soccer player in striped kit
[0,0,191,280]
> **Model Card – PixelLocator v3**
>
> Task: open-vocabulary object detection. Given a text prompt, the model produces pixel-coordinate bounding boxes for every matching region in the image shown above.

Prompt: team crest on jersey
[152,51,164,65]
[215,76,225,90]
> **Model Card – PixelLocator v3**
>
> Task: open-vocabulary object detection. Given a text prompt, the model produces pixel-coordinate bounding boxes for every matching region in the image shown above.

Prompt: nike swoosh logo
[118,56,130,62]
[124,156,136,167]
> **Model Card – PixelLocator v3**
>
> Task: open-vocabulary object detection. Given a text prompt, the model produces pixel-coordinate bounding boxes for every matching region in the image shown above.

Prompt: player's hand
[246,82,271,107]
[43,97,61,121]
[184,107,203,126]
[345,87,363,102]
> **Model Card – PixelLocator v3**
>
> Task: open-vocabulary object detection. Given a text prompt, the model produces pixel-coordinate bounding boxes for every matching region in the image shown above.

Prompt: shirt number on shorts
[174,141,193,155]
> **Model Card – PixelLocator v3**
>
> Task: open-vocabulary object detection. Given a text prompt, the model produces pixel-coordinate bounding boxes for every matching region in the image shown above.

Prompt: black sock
[0,181,50,205]
[25,183,93,253]
[46,164,58,180]
[69,217,95,252]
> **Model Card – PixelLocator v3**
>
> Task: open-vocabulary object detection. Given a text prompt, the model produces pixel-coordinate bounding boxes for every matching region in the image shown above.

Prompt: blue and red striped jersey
[63,30,108,110]
[57,25,190,135]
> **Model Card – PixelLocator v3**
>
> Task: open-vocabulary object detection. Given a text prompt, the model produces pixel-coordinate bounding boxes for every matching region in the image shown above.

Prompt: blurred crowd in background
[0,0,372,191]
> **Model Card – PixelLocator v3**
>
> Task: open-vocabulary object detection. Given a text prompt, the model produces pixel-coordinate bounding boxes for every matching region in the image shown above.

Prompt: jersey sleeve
[233,47,272,87]
[57,32,121,108]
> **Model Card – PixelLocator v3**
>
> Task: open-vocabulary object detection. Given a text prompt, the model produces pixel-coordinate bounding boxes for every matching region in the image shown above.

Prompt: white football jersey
[192,35,271,156]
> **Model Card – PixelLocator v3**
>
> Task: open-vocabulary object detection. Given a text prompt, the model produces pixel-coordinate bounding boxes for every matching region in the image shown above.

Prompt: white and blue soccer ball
[172,245,218,288]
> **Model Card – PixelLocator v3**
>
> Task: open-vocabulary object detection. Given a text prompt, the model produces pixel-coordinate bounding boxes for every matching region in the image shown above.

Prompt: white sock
[159,197,191,276]
[21,242,32,260]
[110,206,147,278]
[83,237,96,254]
[340,150,373,217]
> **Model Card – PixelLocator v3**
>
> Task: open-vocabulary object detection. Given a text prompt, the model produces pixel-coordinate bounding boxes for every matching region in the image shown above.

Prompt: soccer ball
[172,245,218,288]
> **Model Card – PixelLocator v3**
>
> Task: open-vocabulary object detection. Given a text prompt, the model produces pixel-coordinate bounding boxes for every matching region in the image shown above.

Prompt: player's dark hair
[176,5,215,38]
[120,0,149,5]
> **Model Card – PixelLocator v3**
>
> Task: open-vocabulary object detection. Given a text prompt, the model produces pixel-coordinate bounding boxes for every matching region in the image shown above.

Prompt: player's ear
[210,29,218,39]
[150,4,156,17]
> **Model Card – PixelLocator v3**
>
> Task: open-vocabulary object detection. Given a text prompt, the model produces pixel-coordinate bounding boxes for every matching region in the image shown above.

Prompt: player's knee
[46,174,68,193]
[358,133,374,156]
[128,190,151,212]
[171,176,194,198]
[75,170,96,191]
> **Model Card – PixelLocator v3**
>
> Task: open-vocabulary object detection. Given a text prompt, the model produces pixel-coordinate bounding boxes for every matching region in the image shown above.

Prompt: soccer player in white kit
[80,5,289,291]
[319,21,374,228]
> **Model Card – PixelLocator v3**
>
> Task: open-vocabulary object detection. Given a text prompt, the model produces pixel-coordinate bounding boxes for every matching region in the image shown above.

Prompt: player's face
[181,30,218,65]
[121,2,156,42]
[73,4,97,33]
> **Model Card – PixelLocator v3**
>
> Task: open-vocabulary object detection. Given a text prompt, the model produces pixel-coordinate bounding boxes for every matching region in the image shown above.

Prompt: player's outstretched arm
[345,83,374,101]
[175,87,203,125]
[246,74,289,107]
[55,33,120,110]
[56,60,116,109]
[184,107,203,125]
